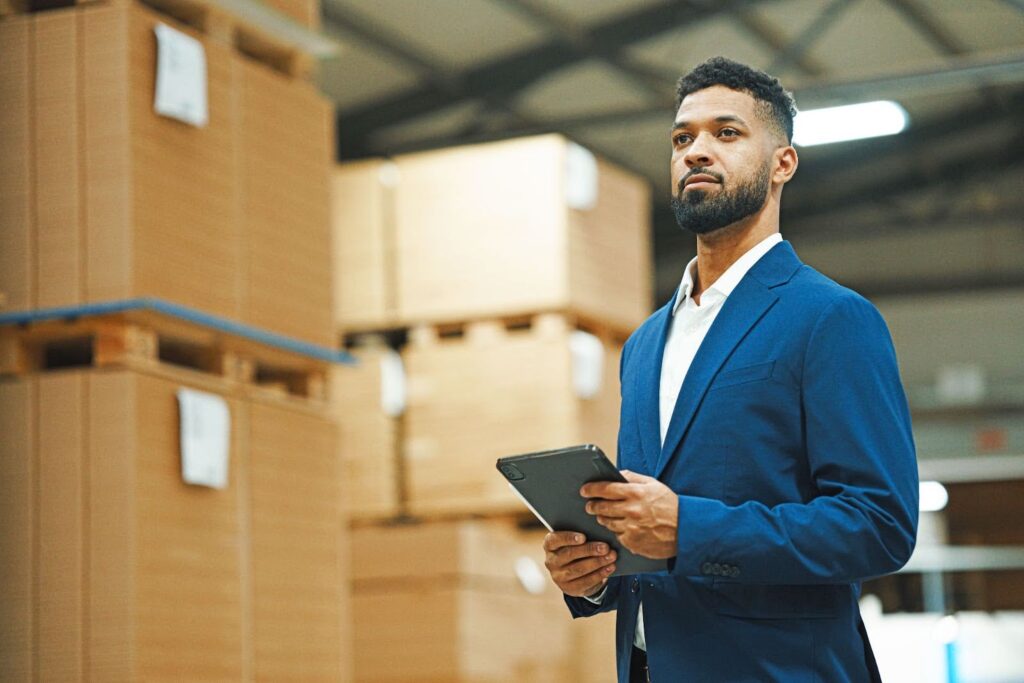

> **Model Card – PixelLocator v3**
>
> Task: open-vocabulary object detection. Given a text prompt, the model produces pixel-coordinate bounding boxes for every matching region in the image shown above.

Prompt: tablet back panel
[497,445,667,576]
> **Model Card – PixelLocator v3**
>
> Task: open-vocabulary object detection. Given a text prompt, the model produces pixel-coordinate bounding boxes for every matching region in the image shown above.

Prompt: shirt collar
[672,233,783,315]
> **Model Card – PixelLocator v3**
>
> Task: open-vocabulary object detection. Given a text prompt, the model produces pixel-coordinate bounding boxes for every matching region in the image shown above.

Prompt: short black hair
[675,57,797,144]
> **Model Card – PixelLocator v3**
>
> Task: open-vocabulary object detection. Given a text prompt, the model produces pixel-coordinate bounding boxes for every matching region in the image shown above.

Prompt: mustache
[677,168,724,194]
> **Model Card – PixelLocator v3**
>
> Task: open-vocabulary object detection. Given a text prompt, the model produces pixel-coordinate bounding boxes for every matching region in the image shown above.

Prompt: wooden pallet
[0,310,328,401]
[0,0,318,81]
[344,310,634,351]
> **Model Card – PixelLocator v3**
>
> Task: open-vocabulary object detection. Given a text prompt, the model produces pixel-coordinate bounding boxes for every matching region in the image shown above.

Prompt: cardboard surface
[332,160,396,331]
[82,3,134,306]
[403,316,623,516]
[330,345,401,519]
[12,1,334,345]
[1,364,350,681]
[0,380,34,680]
[34,9,82,310]
[394,136,568,324]
[352,520,572,683]
[130,3,242,321]
[37,374,86,681]
[240,57,334,347]
[249,397,345,681]
[0,18,33,312]
[332,136,652,333]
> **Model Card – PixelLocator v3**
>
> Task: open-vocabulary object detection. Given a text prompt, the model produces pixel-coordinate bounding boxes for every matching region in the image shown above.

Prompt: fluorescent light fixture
[793,100,909,146]
[920,481,949,512]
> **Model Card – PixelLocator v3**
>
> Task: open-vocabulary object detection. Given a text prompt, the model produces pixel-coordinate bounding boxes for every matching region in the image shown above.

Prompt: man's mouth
[683,173,720,190]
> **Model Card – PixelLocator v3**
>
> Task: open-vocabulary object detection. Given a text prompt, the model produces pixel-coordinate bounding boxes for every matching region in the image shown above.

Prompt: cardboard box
[403,314,623,517]
[332,160,397,331]
[239,55,334,347]
[351,520,573,682]
[330,342,402,520]
[0,2,334,346]
[0,363,349,680]
[0,17,33,313]
[84,1,244,321]
[332,135,652,334]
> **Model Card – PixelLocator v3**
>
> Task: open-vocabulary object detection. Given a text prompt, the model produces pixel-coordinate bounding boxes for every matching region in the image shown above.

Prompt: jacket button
[631,578,639,593]
[701,562,713,575]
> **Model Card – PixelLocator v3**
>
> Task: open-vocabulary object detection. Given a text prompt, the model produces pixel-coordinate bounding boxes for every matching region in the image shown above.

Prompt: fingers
[558,557,618,597]
[562,552,617,581]
[584,499,628,518]
[543,531,586,552]
[542,532,618,596]
[547,540,610,566]
[579,481,632,500]
[619,470,653,484]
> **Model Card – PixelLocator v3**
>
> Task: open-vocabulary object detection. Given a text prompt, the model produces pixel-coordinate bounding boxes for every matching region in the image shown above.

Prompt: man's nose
[684,132,714,168]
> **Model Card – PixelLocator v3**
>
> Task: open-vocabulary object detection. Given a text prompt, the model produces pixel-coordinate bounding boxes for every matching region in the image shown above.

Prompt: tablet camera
[500,464,525,481]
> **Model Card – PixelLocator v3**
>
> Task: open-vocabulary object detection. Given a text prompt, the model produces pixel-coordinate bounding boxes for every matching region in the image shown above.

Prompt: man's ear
[773,145,799,185]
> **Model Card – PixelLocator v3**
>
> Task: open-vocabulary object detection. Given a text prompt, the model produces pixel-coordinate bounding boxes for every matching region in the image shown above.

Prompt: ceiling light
[793,100,909,146]
[920,481,949,513]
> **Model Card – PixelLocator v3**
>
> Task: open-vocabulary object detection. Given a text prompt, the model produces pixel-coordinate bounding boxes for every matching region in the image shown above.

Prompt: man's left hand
[581,471,678,560]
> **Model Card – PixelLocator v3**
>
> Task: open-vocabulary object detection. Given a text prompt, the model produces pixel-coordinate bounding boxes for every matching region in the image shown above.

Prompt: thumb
[620,470,654,484]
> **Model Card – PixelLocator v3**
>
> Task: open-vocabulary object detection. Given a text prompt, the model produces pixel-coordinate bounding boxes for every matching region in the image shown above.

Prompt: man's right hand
[542,531,617,597]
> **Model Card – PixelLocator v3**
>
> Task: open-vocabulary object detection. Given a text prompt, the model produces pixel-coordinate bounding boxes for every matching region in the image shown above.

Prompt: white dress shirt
[585,233,783,652]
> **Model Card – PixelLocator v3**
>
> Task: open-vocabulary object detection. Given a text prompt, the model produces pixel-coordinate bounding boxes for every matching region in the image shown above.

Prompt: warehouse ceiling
[317,0,1024,303]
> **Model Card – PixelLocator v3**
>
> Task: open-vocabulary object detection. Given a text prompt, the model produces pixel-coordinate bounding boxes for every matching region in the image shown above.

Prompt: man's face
[669,85,777,236]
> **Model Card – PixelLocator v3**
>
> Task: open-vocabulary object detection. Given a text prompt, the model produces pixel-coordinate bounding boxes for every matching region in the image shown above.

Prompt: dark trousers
[629,646,650,683]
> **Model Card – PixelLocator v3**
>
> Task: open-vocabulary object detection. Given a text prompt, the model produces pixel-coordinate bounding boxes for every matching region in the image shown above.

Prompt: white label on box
[177,388,230,489]
[565,142,599,210]
[379,349,406,417]
[154,23,209,127]
[570,330,604,399]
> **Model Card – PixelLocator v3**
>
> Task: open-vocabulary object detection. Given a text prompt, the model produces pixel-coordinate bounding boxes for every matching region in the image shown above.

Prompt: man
[542,57,918,682]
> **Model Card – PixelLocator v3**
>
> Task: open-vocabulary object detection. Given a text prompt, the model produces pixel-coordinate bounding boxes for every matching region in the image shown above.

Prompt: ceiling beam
[732,11,827,77]
[766,0,852,75]
[884,0,967,56]
[499,0,676,101]
[331,0,769,158]
[783,129,1024,222]
[378,50,1024,153]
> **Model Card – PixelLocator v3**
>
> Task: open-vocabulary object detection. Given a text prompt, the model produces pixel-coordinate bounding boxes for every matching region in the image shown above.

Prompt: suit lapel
[634,295,676,475]
[653,241,801,479]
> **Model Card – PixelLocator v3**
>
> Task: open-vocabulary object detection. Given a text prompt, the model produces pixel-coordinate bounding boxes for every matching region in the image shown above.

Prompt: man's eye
[720,128,739,138]
[673,134,692,145]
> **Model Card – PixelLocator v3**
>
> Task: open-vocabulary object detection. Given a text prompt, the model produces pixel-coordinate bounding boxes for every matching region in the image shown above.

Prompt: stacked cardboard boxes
[351,520,574,683]
[332,135,651,520]
[0,364,348,680]
[0,0,334,346]
[333,135,651,333]
[332,135,651,682]
[1,0,348,678]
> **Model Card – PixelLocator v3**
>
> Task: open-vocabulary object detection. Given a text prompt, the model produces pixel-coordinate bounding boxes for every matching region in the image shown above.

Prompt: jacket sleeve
[670,293,919,584]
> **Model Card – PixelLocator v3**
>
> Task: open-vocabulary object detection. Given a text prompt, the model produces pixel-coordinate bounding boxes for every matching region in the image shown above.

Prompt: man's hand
[542,531,617,597]
[582,470,678,560]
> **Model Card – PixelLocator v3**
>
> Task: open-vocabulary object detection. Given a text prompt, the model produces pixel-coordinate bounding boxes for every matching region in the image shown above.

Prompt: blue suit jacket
[566,241,918,682]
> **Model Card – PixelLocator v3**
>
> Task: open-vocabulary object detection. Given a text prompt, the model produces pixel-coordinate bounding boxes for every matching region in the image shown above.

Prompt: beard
[670,161,771,236]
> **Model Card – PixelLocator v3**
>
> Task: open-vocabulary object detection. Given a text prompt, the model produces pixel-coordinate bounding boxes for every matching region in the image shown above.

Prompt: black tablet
[496,444,668,576]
